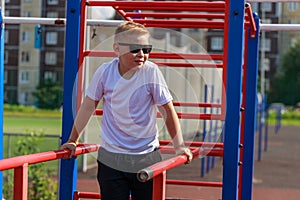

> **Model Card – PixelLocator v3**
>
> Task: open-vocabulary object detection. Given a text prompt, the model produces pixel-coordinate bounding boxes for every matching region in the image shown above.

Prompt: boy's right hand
[60,141,77,159]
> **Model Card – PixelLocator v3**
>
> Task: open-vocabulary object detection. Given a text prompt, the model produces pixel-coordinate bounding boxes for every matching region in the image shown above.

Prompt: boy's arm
[61,96,99,158]
[158,101,193,163]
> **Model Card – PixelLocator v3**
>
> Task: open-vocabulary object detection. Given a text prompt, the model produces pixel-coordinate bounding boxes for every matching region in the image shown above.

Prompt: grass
[2,104,84,172]
[267,110,300,126]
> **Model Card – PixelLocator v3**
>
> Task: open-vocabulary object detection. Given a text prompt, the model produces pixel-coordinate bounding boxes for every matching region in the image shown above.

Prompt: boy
[61,21,192,200]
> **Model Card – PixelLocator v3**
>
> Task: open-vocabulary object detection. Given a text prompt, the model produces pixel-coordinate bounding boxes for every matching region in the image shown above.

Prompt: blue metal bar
[241,13,260,200]
[206,85,214,173]
[0,7,4,200]
[264,105,269,151]
[201,84,208,177]
[59,0,81,199]
[222,0,246,199]
[258,95,264,161]
[211,85,218,168]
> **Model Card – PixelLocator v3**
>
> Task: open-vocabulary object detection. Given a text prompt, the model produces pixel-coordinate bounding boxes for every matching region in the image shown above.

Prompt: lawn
[4,116,62,135]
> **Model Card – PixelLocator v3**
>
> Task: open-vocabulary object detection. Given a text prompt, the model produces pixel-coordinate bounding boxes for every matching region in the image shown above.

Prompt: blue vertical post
[222,0,245,199]
[264,97,269,151]
[257,94,263,161]
[201,84,208,177]
[0,7,4,200]
[59,0,81,199]
[242,13,260,200]
[206,85,214,173]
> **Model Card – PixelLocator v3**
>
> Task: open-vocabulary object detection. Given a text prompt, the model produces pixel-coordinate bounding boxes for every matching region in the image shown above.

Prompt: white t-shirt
[86,58,173,154]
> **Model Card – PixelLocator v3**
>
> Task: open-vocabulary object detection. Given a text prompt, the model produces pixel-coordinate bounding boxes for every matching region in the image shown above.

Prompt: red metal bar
[137,148,201,182]
[86,48,214,63]
[175,112,223,120]
[159,140,224,148]
[83,50,115,57]
[150,52,223,61]
[76,0,88,111]
[245,3,257,38]
[152,171,167,200]
[238,28,250,200]
[94,109,224,120]
[159,146,223,157]
[125,12,225,20]
[83,51,223,61]
[74,191,101,199]
[86,1,226,11]
[113,6,132,21]
[221,0,230,121]
[133,19,224,29]
[0,144,100,171]
[14,164,28,200]
[166,179,223,187]
[172,102,222,108]
[155,62,223,68]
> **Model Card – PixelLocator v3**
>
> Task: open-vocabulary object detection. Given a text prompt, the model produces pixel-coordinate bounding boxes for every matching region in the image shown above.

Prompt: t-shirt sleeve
[150,66,173,106]
[85,66,104,101]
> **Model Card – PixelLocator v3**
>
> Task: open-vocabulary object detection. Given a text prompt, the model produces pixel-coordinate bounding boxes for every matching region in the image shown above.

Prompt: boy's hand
[60,141,77,159]
[175,147,193,164]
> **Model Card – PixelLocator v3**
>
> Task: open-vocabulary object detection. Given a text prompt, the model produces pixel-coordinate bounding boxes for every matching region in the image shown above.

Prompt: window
[289,19,297,24]
[288,2,298,11]
[44,71,57,81]
[261,38,271,52]
[19,92,29,104]
[4,30,9,44]
[19,71,30,84]
[46,32,58,45]
[251,3,258,12]
[21,32,31,43]
[22,12,32,17]
[4,70,8,84]
[4,51,8,64]
[45,52,57,65]
[21,51,30,62]
[5,0,10,3]
[48,0,58,5]
[261,2,272,12]
[47,12,59,18]
[211,37,223,51]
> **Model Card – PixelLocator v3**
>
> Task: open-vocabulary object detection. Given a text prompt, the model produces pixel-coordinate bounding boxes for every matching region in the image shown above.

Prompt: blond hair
[114,21,150,42]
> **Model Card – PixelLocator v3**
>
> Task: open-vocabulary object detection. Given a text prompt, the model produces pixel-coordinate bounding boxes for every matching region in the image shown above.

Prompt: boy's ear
[113,43,119,55]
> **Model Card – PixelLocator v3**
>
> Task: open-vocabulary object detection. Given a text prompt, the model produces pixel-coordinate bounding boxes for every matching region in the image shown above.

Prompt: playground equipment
[60,1,259,199]
[0,0,263,199]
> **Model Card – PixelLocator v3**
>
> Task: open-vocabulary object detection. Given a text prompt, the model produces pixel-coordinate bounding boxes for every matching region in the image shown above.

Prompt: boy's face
[114,33,151,74]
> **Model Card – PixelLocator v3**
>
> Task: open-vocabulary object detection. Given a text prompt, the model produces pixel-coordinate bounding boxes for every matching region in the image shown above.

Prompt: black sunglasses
[118,42,152,54]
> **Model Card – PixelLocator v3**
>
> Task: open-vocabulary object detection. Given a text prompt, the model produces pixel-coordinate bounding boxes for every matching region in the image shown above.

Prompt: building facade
[4,0,65,105]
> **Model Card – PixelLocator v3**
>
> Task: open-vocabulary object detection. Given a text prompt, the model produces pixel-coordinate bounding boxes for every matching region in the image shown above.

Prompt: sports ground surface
[77,125,300,199]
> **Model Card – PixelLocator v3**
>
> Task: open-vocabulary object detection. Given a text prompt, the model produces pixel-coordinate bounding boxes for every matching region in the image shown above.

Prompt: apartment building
[251,2,280,91]
[206,2,280,93]
[4,0,65,105]
[279,2,300,56]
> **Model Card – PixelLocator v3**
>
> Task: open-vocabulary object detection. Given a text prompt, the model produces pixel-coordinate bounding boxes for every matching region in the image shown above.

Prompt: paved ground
[77,125,300,199]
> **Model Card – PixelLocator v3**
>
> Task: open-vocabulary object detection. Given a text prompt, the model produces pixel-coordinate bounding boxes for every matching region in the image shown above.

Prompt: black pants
[97,148,162,200]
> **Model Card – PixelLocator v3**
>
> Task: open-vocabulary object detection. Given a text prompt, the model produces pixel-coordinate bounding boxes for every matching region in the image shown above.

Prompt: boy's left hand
[176,147,193,164]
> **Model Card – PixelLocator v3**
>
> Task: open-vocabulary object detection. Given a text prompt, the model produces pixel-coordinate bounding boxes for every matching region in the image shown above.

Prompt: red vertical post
[14,163,28,200]
[152,171,166,200]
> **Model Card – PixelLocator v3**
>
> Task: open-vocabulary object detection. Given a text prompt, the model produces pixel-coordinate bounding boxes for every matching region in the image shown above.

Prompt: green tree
[268,37,300,106]
[33,79,63,109]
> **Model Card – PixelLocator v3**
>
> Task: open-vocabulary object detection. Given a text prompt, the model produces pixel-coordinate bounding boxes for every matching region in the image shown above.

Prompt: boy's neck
[118,64,136,80]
